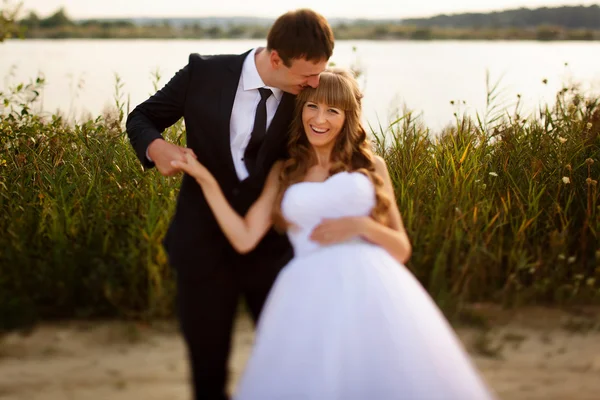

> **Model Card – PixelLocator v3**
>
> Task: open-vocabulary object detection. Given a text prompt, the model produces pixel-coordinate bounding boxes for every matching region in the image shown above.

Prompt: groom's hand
[310,217,367,245]
[148,139,196,176]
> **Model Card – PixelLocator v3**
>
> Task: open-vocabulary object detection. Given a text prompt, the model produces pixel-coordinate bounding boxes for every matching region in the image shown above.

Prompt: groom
[126,9,334,400]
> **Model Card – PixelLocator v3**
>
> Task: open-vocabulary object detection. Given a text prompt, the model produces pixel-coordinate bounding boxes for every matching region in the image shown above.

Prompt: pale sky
[17,0,600,20]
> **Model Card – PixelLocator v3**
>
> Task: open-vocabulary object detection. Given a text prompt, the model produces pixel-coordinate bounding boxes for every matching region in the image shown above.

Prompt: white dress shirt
[230,47,282,181]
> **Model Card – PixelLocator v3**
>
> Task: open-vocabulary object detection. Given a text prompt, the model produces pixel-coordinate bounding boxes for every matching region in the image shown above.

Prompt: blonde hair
[272,68,391,230]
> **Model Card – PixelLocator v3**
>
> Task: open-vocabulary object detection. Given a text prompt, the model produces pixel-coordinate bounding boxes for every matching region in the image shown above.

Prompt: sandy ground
[0,305,599,400]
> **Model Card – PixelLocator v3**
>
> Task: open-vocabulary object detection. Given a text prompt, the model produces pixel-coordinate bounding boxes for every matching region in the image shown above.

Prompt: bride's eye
[306,103,318,109]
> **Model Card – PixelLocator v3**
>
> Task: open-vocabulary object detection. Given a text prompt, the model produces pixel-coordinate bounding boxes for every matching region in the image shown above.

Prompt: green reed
[0,75,184,329]
[374,85,599,312]
[0,76,598,329]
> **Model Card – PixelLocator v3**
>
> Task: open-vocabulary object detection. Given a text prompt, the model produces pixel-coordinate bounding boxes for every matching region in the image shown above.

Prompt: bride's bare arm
[172,154,283,254]
[360,156,412,263]
[310,156,412,264]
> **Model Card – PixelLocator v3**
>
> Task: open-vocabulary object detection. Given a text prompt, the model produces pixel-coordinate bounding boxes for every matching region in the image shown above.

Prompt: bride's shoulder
[269,160,285,176]
[373,155,389,174]
[265,160,286,188]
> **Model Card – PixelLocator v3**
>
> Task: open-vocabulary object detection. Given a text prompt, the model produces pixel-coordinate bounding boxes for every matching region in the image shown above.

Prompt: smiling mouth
[310,125,328,135]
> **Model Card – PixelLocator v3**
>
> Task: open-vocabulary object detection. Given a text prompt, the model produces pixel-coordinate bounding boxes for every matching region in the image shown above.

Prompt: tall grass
[374,84,600,311]
[0,75,183,329]
[0,76,598,330]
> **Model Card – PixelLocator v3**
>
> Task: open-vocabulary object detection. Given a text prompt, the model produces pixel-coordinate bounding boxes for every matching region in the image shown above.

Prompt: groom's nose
[306,75,320,88]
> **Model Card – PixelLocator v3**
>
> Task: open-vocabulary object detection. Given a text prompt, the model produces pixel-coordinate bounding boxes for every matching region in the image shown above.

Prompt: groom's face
[272,53,328,95]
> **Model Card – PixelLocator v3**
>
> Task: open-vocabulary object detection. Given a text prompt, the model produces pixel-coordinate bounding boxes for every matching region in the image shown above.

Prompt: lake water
[1,39,600,131]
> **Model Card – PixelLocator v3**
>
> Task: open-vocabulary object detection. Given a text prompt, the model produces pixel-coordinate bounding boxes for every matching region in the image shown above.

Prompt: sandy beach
[1,305,599,400]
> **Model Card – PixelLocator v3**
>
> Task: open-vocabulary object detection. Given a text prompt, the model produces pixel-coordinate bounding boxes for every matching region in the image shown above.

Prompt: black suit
[126,50,294,400]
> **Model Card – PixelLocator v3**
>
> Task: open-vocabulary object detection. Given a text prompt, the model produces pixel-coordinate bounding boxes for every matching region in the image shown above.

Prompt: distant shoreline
[9,28,600,42]
[10,4,600,42]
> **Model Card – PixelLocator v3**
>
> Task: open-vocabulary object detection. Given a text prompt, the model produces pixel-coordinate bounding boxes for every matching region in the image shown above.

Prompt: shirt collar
[242,47,283,102]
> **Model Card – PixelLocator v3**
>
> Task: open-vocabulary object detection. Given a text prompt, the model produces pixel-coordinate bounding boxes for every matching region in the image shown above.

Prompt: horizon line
[24,4,599,22]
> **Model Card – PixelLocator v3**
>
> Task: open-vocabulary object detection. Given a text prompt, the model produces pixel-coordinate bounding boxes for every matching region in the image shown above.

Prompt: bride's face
[302,100,346,149]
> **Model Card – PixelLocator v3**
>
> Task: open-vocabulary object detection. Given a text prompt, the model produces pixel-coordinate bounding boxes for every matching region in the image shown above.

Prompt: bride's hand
[310,217,369,245]
[171,153,216,186]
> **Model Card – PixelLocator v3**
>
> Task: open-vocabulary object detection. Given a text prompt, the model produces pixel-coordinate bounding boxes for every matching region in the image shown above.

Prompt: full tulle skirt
[234,241,495,400]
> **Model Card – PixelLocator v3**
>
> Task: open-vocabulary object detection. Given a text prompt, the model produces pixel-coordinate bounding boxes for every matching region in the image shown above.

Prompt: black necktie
[244,88,272,175]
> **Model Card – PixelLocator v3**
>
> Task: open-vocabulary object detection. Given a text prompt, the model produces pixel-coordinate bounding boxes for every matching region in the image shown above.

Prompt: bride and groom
[126,8,495,400]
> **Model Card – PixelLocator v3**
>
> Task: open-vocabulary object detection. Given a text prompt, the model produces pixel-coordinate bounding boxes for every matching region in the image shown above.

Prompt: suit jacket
[126,51,295,276]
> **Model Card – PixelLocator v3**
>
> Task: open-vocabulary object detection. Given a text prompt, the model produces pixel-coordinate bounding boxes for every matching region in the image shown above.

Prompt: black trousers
[175,246,289,400]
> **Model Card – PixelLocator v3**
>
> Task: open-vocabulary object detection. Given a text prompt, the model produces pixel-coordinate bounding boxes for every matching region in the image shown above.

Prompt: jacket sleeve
[125,54,194,169]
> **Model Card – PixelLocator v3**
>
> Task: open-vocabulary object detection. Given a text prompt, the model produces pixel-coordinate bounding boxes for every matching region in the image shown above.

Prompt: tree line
[2,4,600,41]
[403,5,600,29]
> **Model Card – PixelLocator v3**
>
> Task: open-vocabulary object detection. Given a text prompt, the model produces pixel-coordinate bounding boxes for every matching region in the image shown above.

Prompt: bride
[172,68,494,399]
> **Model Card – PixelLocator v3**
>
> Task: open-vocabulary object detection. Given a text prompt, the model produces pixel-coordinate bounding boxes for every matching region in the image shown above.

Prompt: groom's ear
[270,50,283,69]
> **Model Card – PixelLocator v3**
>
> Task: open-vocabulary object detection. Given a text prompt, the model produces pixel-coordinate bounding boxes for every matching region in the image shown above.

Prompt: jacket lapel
[218,50,250,177]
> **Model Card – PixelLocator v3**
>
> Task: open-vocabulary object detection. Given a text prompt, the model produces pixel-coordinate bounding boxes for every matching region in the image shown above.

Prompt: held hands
[170,152,216,186]
[148,139,197,176]
[310,217,370,245]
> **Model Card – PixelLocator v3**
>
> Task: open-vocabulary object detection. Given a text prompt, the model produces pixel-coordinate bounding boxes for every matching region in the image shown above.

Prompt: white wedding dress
[235,171,494,400]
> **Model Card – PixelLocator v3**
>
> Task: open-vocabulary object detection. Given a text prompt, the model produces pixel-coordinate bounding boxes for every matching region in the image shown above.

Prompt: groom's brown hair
[267,9,334,67]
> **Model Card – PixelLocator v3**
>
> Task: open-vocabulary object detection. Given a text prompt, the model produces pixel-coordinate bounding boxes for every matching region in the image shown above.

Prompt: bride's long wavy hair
[272,68,391,231]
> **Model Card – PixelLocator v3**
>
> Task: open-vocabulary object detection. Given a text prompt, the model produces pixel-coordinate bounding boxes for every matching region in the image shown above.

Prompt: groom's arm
[126,54,195,170]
